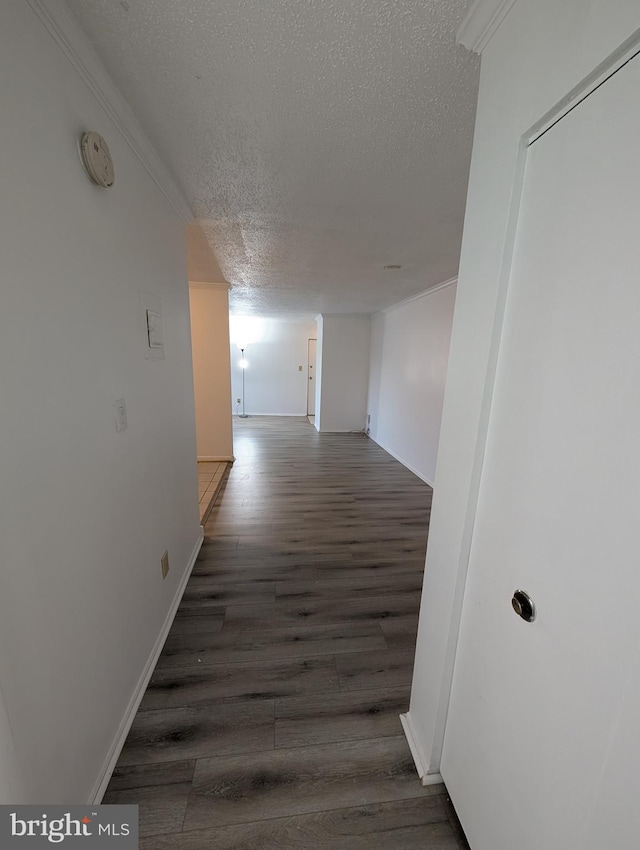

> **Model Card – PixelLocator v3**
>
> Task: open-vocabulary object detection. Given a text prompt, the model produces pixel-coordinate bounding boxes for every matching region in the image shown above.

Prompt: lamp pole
[239,348,249,418]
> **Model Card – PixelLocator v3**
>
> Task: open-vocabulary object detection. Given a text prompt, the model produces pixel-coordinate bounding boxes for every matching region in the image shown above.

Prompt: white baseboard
[368,436,434,487]
[89,530,204,803]
[316,426,367,434]
[400,712,443,786]
[232,413,307,418]
[197,456,234,462]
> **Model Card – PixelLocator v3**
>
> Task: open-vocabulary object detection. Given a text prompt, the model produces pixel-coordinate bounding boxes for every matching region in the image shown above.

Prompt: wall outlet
[236,397,241,404]
[161,550,169,580]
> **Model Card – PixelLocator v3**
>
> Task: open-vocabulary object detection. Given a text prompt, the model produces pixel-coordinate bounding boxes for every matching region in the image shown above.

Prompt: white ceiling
[65,0,480,318]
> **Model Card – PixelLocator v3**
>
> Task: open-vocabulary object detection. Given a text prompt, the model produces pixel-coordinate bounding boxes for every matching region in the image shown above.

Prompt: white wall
[0,683,24,802]
[0,0,200,803]
[408,0,640,793]
[230,318,317,416]
[189,284,234,460]
[314,315,325,422]
[316,314,371,432]
[367,283,456,485]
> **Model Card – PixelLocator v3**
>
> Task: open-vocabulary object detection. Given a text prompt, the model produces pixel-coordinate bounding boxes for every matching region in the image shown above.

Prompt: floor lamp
[239,347,249,418]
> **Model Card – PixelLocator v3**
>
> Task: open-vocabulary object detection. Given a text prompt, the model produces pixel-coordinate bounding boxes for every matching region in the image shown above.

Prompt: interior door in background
[307,338,317,416]
[441,52,640,850]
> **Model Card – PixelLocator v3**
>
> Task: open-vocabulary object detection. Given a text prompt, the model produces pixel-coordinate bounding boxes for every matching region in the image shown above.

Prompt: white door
[442,54,640,849]
[307,338,317,416]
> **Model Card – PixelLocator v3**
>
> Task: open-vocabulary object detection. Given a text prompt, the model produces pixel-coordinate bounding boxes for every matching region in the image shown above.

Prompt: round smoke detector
[80,131,115,188]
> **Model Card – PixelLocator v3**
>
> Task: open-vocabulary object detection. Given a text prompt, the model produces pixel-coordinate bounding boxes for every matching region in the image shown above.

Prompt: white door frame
[427,32,640,776]
[307,338,317,416]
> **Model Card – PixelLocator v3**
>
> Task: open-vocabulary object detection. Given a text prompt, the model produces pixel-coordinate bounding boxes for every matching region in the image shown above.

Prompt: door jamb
[307,338,317,417]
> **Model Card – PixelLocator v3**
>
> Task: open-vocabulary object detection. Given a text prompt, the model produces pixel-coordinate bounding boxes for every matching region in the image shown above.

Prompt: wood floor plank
[183,737,435,831]
[139,797,459,850]
[275,573,423,601]
[140,655,340,711]
[156,622,387,668]
[336,649,416,691]
[178,580,275,608]
[169,607,226,635]
[349,552,426,567]
[222,596,420,631]
[350,541,427,558]
[192,556,425,584]
[275,687,410,748]
[379,617,420,650]
[108,760,195,792]
[102,783,190,836]
[117,699,275,765]
[273,527,426,545]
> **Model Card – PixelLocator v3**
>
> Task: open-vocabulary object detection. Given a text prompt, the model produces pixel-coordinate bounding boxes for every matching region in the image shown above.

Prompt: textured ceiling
[65,0,479,318]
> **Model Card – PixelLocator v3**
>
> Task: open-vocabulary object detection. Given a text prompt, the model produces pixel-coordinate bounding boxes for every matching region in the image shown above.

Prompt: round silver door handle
[512,589,536,622]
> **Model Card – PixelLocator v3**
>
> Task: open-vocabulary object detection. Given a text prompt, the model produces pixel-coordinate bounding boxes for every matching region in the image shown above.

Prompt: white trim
[368,435,434,487]
[428,139,529,778]
[456,0,519,54]
[378,277,457,317]
[197,455,235,463]
[25,0,193,223]
[233,413,309,419]
[400,713,443,786]
[315,312,372,319]
[189,282,231,290]
[316,427,368,434]
[89,530,204,803]
[527,32,640,146]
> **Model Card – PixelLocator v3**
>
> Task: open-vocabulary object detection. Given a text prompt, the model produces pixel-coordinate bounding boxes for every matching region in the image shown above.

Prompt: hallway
[104,417,468,848]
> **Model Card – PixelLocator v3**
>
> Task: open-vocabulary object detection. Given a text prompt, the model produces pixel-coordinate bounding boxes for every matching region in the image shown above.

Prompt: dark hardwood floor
[104,416,469,849]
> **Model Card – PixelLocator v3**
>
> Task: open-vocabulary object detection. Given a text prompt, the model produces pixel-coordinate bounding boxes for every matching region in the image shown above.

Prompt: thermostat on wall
[80,131,115,187]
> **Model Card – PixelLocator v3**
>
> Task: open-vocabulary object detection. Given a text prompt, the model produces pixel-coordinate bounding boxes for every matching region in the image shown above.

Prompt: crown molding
[316,312,373,319]
[189,281,231,290]
[456,0,519,54]
[26,0,193,223]
[379,276,457,316]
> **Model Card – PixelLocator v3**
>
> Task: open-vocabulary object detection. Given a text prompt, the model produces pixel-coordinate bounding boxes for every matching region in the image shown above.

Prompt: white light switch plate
[114,399,127,433]
[140,292,165,360]
[146,309,164,348]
